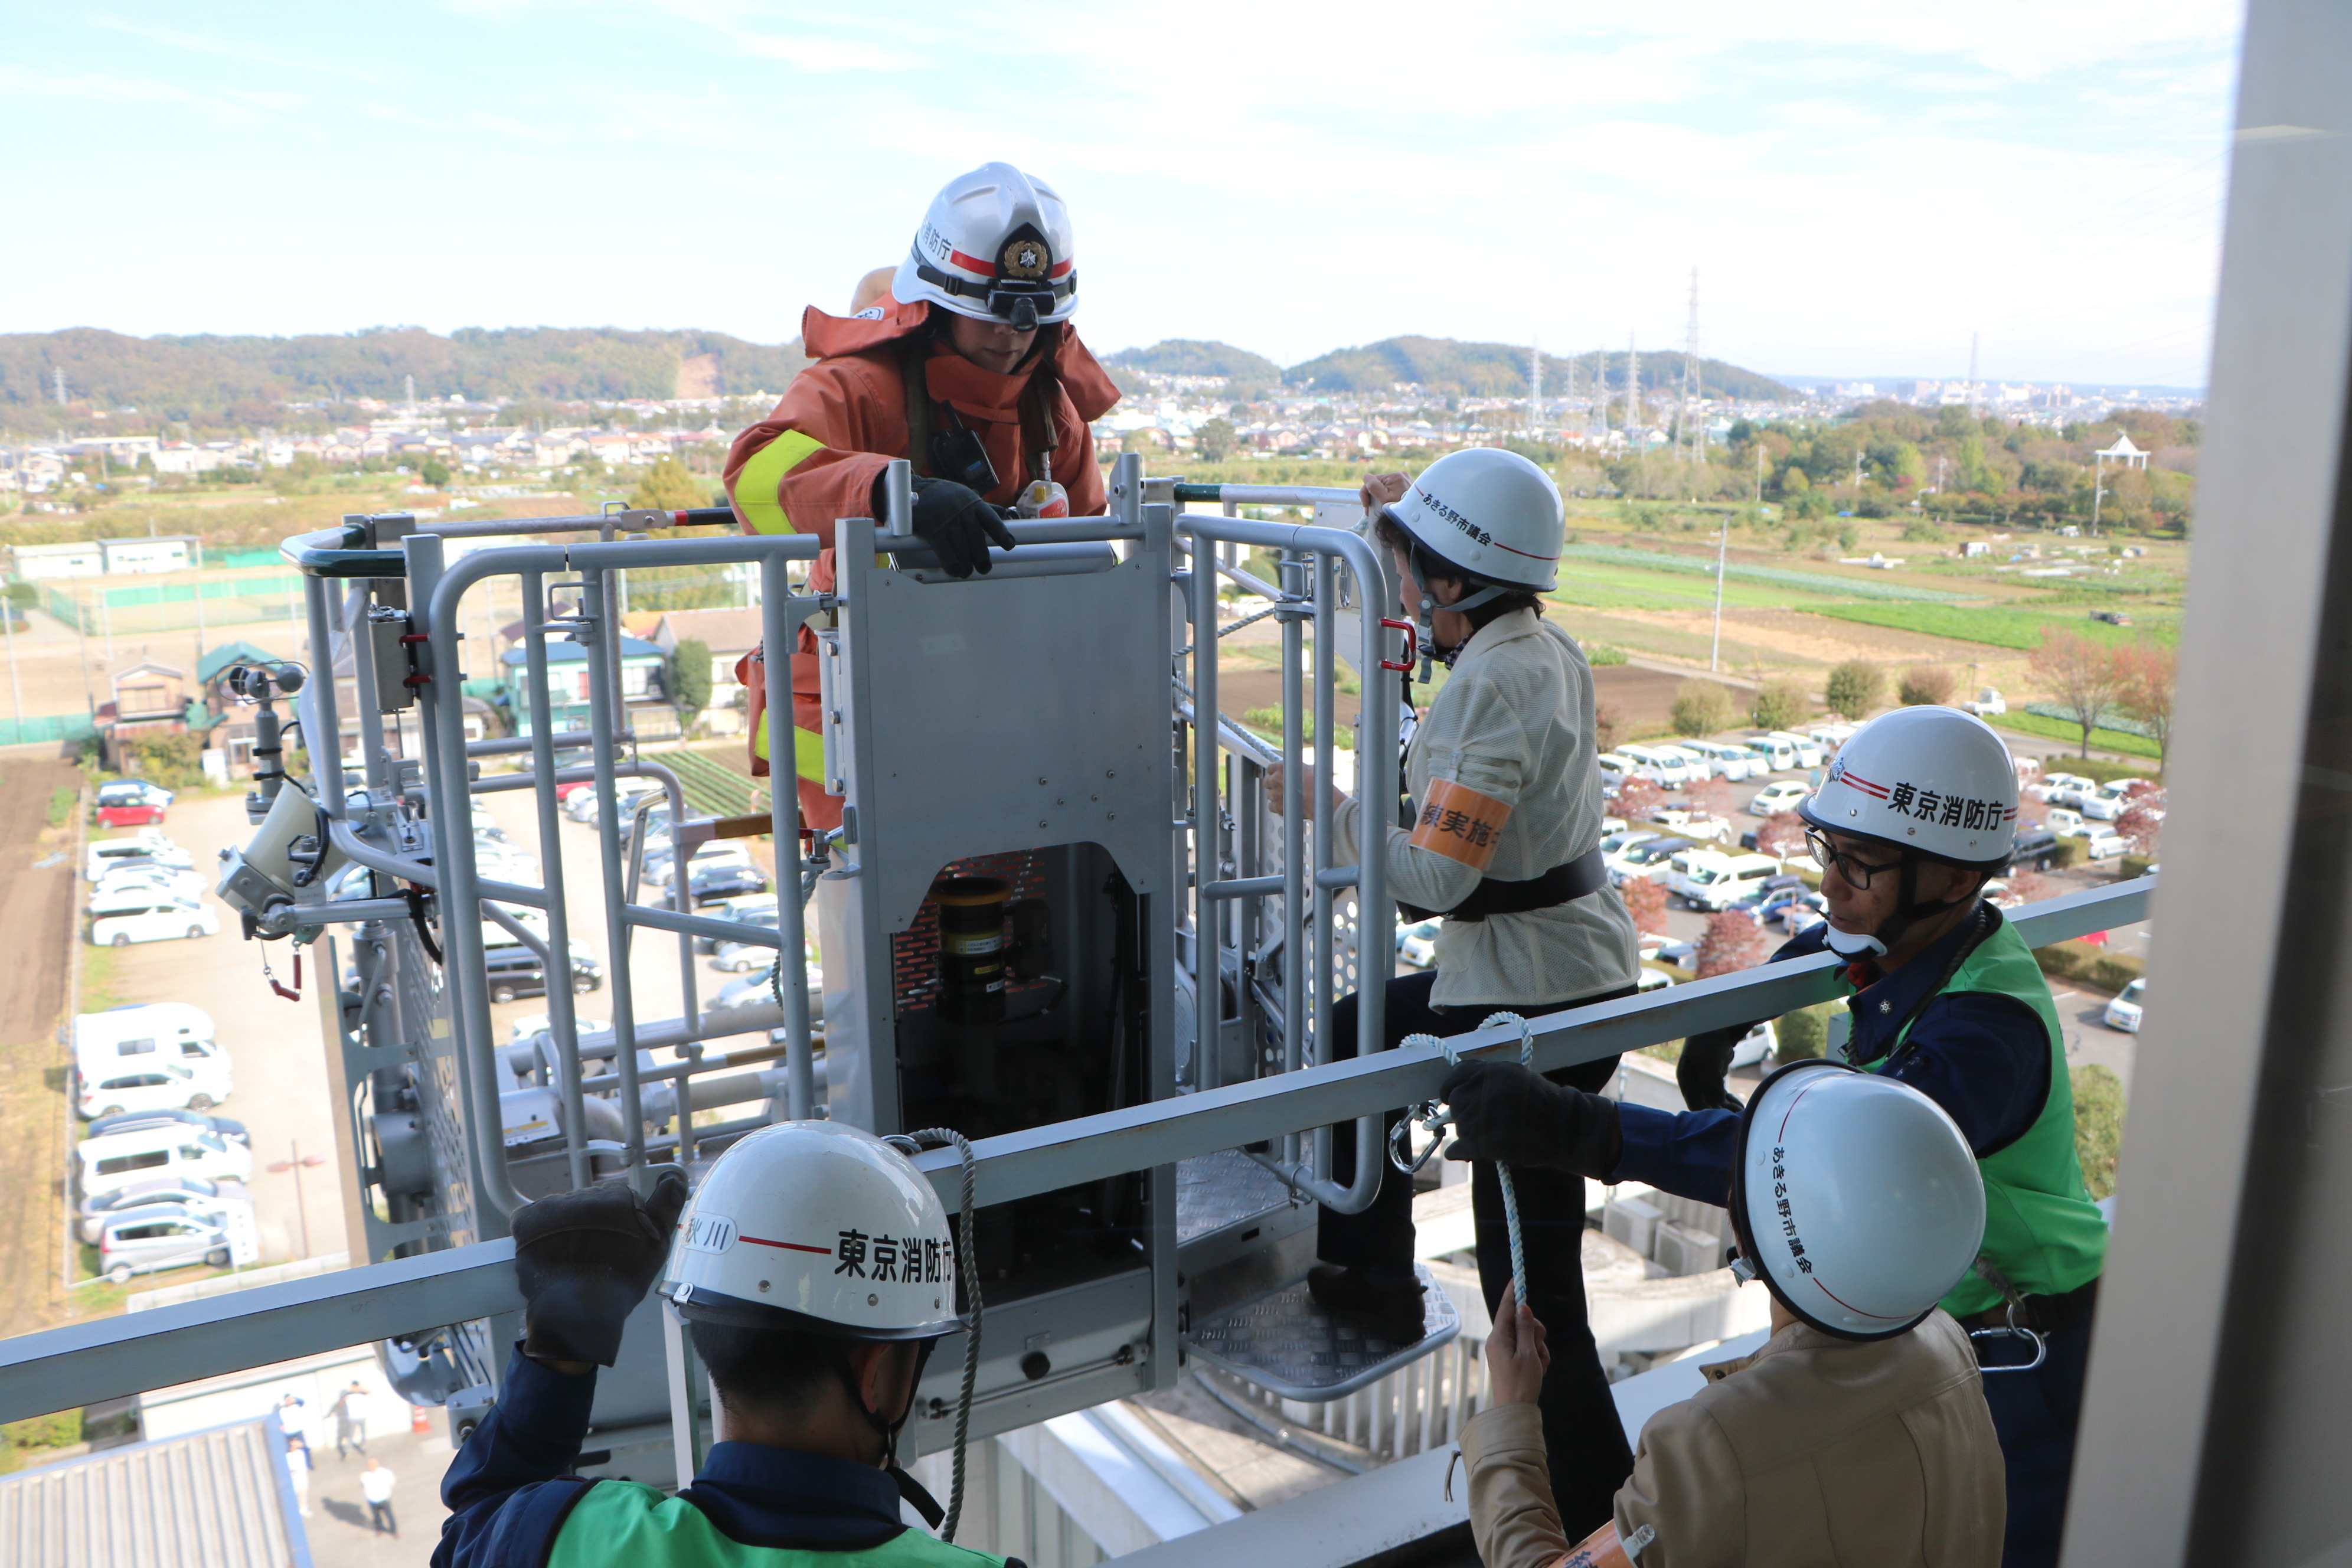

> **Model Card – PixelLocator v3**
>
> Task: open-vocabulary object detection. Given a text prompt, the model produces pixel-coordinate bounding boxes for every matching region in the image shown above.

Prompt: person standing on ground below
[285,1433,314,1518]
[1443,705,2106,1568]
[333,1378,368,1460]
[724,161,1119,835]
[1265,447,1642,1539]
[362,1457,398,1537]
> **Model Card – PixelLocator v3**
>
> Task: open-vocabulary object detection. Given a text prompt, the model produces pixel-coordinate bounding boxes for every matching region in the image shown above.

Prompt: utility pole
[1755,444,1766,506]
[1529,337,1541,439]
[1625,332,1640,436]
[1710,514,1729,672]
[53,367,66,407]
[1966,332,1981,419]
[3,587,22,731]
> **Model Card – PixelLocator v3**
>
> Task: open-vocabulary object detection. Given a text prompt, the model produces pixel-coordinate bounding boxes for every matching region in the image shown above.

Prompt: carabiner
[1378,618,1417,672]
[1389,1099,1452,1175]
[1969,1302,2049,1374]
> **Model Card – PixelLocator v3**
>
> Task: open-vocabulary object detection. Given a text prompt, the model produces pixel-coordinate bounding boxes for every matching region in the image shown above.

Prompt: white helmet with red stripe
[1799,705,2020,868]
[1379,446,1563,594]
[893,162,1077,332]
[660,1120,959,1342]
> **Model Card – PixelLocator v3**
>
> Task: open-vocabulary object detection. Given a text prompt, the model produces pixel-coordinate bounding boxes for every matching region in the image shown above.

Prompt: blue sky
[0,1,2242,387]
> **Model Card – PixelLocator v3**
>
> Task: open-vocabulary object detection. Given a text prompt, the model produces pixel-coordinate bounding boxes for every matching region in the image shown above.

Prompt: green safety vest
[1871,915,2109,1319]
[548,1479,1009,1568]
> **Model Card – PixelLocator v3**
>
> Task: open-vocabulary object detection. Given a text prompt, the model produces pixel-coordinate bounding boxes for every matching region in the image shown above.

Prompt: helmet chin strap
[1409,544,1510,672]
[1829,854,1977,963]
[837,1337,939,1472]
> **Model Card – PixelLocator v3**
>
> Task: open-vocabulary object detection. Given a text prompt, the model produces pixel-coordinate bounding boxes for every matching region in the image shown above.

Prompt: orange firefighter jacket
[722,294,1119,831]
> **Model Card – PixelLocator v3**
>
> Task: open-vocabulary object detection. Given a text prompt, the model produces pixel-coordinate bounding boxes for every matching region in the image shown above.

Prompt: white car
[1619,744,1698,789]
[1742,734,1798,772]
[1729,1020,1779,1070]
[2080,828,2129,860]
[2103,977,2145,1032]
[1748,780,1812,816]
[77,1123,255,1200]
[1665,850,1781,912]
[2034,772,2099,809]
[1677,741,1758,782]
[1767,731,1826,770]
[2082,779,2150,822]
[1964,687,2007,717]
[1396,919,1440,968]
[78,1051,234,1119]
[2043,808,2087,838]
[86,832,193,884]
[90,897,219,948]
[92,865,208,906]
[505,1014,610,1044]
[1647,806,1733,844]
[1595,753,1638,795]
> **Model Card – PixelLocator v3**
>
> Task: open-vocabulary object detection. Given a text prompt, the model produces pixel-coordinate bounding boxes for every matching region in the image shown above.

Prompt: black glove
[514,1168,689,1368]
[1440,1060,1621,1179]
[892,474,1017,579]
[1675,1025,1747,1113]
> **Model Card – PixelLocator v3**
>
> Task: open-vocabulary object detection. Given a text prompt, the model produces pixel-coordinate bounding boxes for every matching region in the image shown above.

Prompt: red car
[95,780,173,828]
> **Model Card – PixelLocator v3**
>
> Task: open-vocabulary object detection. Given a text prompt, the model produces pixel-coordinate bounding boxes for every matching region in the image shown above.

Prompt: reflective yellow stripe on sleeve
[752,712,832,784]
[732,429,827,535]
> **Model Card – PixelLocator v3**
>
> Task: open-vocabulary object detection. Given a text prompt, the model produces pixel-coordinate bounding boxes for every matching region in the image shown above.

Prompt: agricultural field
[1808,602,2183,651]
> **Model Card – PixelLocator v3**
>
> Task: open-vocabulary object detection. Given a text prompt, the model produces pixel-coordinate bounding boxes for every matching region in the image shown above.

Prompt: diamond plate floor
[1184,1262,1460,1402]
[1177,1149,1294,1244]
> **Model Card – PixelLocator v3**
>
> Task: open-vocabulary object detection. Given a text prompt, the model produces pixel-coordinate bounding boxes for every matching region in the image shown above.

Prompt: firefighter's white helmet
[1799,705,2020,868]
[1730,1060,1987,1341]
[893,162,1078,332]
[661,1121,959,1341]
[1380,447,1563,593]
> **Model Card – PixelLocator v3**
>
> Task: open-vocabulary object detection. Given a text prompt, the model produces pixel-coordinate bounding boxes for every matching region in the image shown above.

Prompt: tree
[2028,630,2125,757]
[2112,641,2177,769]
[631,455,701,512]
[2072,1064,2126,1200]
[1694,910,1768,978]
[419,456,452,488]
[1898,665,1956,706]
[1752,680,1808,731]
[2116,784,2165,858]
[1670,680,1733,737]
[1595,702,1623,754]
[1755,814,1808,861]
[2003,867,2054,906]
[672,637,713,717]
[1621,875,1668,937]
[1194,417,1238,461]
[1688,778,1739,821]
[130,732,205,790]
[1824,660,1884,721]
[1612,776,1665,823]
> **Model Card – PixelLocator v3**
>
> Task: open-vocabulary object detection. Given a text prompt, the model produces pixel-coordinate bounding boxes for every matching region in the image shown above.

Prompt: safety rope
[906,1128,981,1541]
[1399,1012,1534,1312]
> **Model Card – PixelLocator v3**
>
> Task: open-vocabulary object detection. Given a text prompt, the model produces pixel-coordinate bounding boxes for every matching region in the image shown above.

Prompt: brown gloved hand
[514,1168,689,1368]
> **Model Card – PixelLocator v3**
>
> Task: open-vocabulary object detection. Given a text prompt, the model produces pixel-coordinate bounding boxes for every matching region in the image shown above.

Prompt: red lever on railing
[1379,618,1417,672]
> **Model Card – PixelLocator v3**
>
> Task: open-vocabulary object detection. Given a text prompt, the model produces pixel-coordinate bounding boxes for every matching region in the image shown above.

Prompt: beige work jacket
[1461,1312,2004,1568]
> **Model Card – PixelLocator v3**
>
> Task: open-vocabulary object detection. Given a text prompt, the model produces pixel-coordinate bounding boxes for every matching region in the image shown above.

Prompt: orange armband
[1555,1520,1657,1567]
[1407,778,1511,872]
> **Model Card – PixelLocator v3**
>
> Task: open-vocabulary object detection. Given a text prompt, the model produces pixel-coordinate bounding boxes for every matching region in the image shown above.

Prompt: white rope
[1407,1015,1534,1312]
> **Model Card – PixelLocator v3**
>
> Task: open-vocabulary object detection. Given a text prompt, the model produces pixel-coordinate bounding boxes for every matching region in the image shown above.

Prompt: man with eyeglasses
[1438,705,2106,1568]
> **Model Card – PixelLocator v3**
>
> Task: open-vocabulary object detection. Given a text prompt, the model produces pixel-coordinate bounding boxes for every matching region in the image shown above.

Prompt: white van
[90,897,218,948]
[86,832,193,884]
[1619,745,1697,789]
[77,1123,255,1199]
[74,1004,220,1072]
[77,1051,234,1119]
[1666,850,1782,912]
[1768,730,1827,769]
[1678,741,1758,782]
[2082,778,2149,822]
[1595,753,1638,794]
[1742,734,1798,772]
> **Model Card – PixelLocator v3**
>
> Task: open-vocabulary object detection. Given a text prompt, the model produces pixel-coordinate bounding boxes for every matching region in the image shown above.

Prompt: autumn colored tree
[1688,778,1740,821]
[1755,813,1809,860]
[2028,629,2125,757]
[1620,874,1668,937]
[1899,665,1956,706]
[1612,776,1666,822]
[2116,783,2166,858]
[1694,910,1769,978]
[2003,867,2054,907]
[2112,641,2178,769]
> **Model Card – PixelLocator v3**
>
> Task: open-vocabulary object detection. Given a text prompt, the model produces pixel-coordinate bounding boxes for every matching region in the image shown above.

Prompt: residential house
[100,537,197,574]
[643,606,763,736]
[12,541,106,580]
[498,635,677,743]
[97,660,190,769]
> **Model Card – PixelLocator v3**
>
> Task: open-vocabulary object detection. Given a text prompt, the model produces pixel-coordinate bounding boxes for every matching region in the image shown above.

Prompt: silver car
[97,1201,236,1284]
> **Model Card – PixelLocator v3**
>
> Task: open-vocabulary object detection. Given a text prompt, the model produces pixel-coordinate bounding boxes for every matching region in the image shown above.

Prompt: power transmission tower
[1530,337,1542,438]
[53,367,66,407]
[1678,269,1704,462]
[1966,332,1981,418]
[1625,332,1640,436]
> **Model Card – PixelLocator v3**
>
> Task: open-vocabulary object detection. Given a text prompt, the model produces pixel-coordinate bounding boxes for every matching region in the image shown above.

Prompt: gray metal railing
[0,877,2151,1423]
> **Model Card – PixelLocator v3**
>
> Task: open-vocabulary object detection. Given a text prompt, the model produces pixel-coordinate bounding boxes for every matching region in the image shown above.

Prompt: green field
[1560,544,1969,603]
[1988,709,2165,760]
[1550,559,1866,612]
[1806,602,2180,651]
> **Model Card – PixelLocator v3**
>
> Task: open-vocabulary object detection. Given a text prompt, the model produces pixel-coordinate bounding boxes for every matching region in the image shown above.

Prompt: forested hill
[0,326,813,422]
[1100,339,1285,381]
[1282,337,1797,401]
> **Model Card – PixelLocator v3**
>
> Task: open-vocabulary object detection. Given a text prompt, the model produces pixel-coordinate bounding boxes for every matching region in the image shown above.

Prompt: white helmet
[1730,1060,1986,1341]
[1799,705,2020,868]
[661,1121,959,1341]
[893,162,1077,332]
[1380,447,1563,593]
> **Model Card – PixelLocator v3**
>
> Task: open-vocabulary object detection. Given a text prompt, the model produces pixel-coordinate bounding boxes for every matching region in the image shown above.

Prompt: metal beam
[0,880,2145,1424]
[0,1243,520,1425]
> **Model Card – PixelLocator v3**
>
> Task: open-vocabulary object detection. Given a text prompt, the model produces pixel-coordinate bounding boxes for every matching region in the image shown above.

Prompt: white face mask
[1822,925,1889,960]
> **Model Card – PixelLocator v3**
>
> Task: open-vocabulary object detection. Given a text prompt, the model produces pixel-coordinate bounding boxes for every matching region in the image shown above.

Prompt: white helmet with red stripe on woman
[893,161,1078,332]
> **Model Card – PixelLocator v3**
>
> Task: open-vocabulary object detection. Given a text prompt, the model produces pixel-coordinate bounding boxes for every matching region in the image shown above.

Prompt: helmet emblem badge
[1000,238,1048,279]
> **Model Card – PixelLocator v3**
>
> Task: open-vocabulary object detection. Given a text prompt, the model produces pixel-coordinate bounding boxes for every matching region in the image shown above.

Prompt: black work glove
[1675,1025,1747,1113]
[514,1168,689,1368]
[1440,1060,1621,1180]
[893,474,1017,579]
